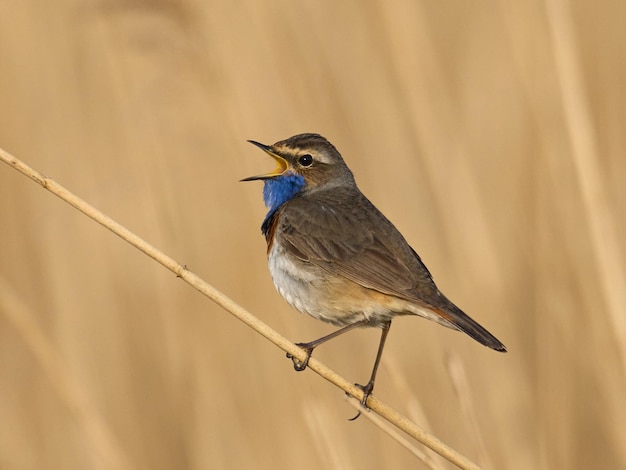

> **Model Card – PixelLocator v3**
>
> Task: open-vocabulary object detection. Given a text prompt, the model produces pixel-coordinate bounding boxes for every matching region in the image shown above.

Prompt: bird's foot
[348,381,374,421]
[286,343,314,371]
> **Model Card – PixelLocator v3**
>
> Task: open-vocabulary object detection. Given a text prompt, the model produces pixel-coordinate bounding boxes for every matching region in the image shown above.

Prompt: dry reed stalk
[0,145,485,470]
[446,355,494,470]
[383,357,447,469]
[344,396,442,470]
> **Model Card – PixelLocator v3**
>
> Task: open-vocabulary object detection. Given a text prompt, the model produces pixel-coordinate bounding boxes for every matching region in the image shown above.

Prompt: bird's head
[241,133,355,212]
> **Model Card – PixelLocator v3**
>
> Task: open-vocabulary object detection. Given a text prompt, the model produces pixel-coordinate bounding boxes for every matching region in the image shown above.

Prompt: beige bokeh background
[1,1,625,469]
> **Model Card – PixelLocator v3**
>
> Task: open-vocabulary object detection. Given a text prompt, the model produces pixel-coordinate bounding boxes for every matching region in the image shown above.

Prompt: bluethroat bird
[242,133,506,412]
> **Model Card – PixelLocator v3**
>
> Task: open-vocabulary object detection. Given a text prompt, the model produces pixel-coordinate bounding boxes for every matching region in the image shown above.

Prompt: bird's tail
[433,300,507,352]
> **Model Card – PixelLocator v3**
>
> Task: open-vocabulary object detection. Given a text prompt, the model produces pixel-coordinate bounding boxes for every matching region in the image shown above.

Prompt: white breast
[267,243,322,317]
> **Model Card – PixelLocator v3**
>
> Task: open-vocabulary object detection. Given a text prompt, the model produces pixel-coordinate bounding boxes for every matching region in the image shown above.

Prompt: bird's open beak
[241,140,290,181]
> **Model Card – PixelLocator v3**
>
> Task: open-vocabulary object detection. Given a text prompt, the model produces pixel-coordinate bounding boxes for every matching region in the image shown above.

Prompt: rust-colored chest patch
[261,208,281,254]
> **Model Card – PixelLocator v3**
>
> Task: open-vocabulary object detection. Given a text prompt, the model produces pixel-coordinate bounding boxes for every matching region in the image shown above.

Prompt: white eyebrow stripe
[310,151,331,164]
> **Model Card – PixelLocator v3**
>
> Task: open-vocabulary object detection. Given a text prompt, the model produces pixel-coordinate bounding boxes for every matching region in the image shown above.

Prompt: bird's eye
[298,154,313,167]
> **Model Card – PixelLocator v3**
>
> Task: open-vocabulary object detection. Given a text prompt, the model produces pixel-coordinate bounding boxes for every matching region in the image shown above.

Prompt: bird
[241,133,506,413]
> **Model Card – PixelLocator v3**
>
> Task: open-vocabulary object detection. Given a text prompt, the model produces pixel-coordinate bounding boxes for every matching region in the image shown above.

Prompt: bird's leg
[349,321,392,420]
[287,318,370,371]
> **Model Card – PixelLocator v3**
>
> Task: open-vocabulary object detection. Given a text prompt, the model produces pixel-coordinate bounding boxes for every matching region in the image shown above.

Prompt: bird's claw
[347,382,374,421]
[286,343,313,371]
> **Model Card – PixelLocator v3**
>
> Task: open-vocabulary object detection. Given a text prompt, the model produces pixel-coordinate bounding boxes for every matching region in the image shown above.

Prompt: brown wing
[276,187,507,352]
[276,187,440,305]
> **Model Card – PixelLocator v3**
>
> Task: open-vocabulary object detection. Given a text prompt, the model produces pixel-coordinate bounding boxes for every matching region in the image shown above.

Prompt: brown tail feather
[433,303,507,352]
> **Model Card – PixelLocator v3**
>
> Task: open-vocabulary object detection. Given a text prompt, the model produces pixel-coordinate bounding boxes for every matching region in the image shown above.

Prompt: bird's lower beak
[241,140,289,181]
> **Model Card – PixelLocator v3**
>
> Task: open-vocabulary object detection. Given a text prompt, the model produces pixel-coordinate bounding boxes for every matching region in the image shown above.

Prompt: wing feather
[276,188,440,304]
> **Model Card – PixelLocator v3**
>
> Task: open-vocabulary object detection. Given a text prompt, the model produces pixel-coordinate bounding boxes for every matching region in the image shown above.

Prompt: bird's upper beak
[241,140,290,181]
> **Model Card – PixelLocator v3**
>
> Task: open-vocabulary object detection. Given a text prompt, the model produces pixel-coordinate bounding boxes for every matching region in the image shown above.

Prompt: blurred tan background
[1,1,625,469]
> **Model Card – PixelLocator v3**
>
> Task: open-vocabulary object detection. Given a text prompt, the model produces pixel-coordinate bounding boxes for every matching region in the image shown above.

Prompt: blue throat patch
[263,172,305,211]
[262,172,305,224]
